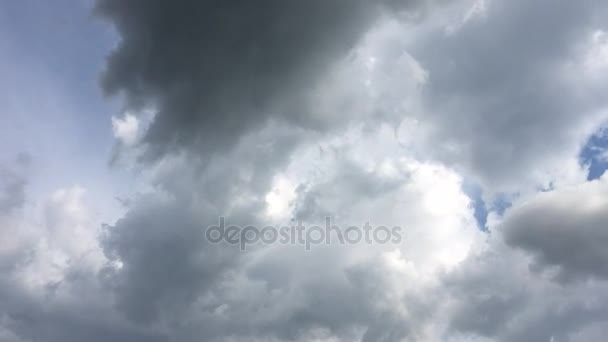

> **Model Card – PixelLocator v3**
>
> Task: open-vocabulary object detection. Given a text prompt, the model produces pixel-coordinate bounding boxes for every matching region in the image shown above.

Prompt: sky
[1,0,608,341]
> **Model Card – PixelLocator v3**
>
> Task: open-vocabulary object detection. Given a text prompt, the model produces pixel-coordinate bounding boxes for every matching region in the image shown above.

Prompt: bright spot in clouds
[112,112,140,146]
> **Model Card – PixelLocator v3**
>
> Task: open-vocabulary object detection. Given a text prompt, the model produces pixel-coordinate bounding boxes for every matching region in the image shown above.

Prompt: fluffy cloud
[502,177,608,282]
[405,0,608,192]
[97,123,483,341]
[0,163,159,341]
[2,0,608,341]
[444,177,608,341]
[96,0,437,159]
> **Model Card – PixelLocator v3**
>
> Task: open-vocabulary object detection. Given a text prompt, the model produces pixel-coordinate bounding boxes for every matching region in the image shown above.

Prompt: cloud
[96,0,434,159]
[444,234,608,342]
[112,113,140,146]
[406,0,608,191]
[446,260,601,341]
[4,0,608,341]
[502,176,608,282]
[94,121,483,341]
[100,195,241,324]
[89,1,608,340]
[0,178,163,342]
[442,175,608,341]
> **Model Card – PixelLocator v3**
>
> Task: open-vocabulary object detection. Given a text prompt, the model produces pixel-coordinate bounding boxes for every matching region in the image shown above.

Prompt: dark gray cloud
[0,271,169,342]
[98,123,309,330]
[100,195,240,324]
[97,0,430,159]
[92,2,446,333]
[502,178,608,282]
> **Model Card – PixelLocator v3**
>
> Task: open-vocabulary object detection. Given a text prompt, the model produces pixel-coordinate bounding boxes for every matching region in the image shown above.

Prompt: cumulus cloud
[502,176,608,282]
[406,0,608,192]
[437,174,608,341]
[0,170,157,341]
[3,0,608,341]
[85,100,491,341]
[96,0,435,158]
[444,245,608,342]
[78,0,608,340]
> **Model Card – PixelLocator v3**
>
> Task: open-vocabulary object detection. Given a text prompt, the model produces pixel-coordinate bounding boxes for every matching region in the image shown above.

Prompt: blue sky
[0,0,129,222]
[580,126,608,180]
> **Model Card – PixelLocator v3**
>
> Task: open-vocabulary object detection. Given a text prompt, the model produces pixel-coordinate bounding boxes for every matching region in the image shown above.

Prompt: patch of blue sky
[0,0,128,223]
[462,181,488,231]
[580,126,608,181]
[462,181,516,231]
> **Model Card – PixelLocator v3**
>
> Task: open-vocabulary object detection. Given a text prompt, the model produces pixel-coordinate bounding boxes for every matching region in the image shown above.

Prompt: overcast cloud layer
[2,0,608,341]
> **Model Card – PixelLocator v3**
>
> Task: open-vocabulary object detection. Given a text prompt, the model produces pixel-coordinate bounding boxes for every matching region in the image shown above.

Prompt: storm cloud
[97,0,431,158]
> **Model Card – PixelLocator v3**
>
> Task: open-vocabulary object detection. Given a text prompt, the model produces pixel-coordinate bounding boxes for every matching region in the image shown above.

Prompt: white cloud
[9,186,105,290]
[584,30,608,71]
[111,112,140,146]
